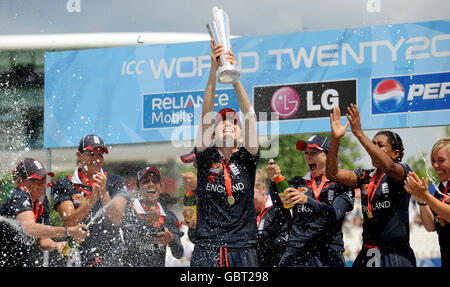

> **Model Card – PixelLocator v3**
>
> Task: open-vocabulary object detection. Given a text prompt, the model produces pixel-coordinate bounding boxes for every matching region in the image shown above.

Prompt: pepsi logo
[373,79,405,113]
[270,86,300,119]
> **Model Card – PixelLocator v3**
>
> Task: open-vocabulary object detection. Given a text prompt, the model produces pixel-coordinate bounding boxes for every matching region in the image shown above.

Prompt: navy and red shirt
[194,146,259,248]
[255,195,291,267]
[432,181,449,267]
[353,162,412,247]
[0,186,50,267]
[51,168,128,266]
[271,172,354,252]
[120,199,184,267]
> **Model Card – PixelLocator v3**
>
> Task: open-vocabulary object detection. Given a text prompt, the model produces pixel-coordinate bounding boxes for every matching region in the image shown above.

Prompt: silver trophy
[206,6,241,84]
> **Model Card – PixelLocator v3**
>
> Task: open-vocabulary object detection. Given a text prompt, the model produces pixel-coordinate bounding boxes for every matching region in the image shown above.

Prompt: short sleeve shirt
[0,187,51,266]
[353,163,412,246]
[284,175,354,251]
[194,146,259,248]
[51,170,128,266]
[432,182,449,266]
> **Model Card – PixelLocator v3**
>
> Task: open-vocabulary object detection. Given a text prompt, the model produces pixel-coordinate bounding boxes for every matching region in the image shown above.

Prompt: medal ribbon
[18,184,44,222]
[257,197,271,228]
[367,171,385,214]
[310,176,327,201]
[220,159,234,202]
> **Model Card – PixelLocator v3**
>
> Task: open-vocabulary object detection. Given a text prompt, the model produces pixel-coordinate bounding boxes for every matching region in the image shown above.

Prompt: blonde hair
[430,137,450,162]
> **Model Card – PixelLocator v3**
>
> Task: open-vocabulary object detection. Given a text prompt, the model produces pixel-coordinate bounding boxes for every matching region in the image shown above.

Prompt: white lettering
[176,57,197,78]
[431,34,450,57]
[406,37,430,59]
[318,44,339,66]
[407,82,450,101]
[149,58,176,79]
[238,52,259,73]
[366,0,381,13]
[321,89,339,110]
[306,91,321,111]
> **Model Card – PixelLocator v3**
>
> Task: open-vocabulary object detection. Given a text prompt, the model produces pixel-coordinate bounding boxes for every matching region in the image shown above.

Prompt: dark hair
[374,131,404,163]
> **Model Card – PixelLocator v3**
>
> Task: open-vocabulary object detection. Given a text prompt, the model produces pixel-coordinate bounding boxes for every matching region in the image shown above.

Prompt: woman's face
[20,178,46,199]
[371,134,399,168]
[304,147,327,179]
[431,146,450,182]
[138,175,161,205]
[77,148,104,174]
[214,118,241,148]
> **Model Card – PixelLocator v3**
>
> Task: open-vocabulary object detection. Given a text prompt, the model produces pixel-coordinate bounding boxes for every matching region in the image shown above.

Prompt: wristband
[417,201,427,206]
[65,226,70,237]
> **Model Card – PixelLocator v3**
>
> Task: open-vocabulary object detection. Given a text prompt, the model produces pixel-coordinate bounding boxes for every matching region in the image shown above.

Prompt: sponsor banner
[142,88,239,129]
[254,79,357,121]
[44,20,450,148]
[371,71,450,114]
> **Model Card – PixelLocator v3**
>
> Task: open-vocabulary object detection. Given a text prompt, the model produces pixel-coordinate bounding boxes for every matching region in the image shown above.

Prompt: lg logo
[254,79,357,121]
[67,0,81,13]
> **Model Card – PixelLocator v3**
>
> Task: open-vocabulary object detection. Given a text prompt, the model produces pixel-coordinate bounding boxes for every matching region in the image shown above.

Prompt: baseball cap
[13,158,54,181]
[296,135,330,152]
[214,108,241,127]
[180,148,196,164]
[137,166,161,184]
[78,134,109,154]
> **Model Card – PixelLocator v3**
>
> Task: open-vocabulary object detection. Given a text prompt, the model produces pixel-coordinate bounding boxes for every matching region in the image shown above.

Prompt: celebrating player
[51,134,128,266]
[404,138,450,267]
[327,105,416,267]
[267,135,354,267]
[190,39,259,267]
[0,158,88,267]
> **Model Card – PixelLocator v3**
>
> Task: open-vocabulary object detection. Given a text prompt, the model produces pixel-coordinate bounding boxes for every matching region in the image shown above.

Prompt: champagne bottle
[62,237,83,261]
[270,159,294,209]
[183,190,197,224]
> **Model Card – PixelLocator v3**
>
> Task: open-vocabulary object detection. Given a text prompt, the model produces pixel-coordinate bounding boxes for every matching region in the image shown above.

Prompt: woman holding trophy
[190,7,260,267]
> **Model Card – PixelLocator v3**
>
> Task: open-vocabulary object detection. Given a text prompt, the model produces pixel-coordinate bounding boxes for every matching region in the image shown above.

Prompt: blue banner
[44,19,450,148]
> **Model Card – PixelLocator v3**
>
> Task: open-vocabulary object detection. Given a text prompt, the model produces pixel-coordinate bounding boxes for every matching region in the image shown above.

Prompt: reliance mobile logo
[142,89,239,129]
[371,72,450,115]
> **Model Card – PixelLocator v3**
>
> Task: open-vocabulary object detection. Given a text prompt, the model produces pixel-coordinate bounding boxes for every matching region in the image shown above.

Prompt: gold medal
[367,209,374,219]
[227,195,235,205]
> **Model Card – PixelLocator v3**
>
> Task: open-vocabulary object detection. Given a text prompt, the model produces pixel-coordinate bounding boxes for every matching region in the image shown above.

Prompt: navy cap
[180,149,196,164]
[296,135,330,152]
[13,158,54,181]
[137,166,161,183]
[78,134,109,154]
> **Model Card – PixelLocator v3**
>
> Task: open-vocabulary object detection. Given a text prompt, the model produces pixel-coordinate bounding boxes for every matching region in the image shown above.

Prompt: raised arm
[345,104,405,181]
[195,40,223,153]
[233,78,258,156]
[326,106,358,187]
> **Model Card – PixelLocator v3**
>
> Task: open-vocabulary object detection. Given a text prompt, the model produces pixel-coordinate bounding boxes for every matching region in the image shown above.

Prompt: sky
[0,0,449,168]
